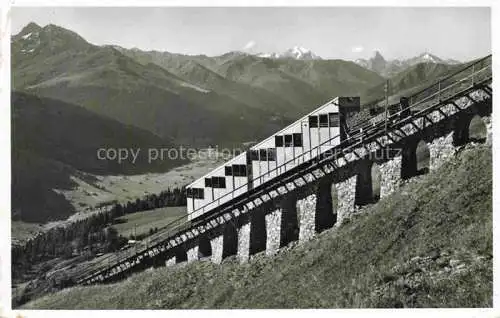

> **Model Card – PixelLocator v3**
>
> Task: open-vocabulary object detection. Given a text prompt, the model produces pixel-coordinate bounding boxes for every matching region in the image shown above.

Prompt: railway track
[75,54,492,285]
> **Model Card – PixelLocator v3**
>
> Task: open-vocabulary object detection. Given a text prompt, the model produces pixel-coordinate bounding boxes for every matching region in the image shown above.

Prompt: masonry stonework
[210,235,224,264]
[187,245,199,263]
[483,116,492,145]
[165,256,176,267]
[265,208,282,255]
[429,132,456,171]
[297,194,317,243]
[379,155,402,198]
[237,223,251,263]
[335,175,357,224]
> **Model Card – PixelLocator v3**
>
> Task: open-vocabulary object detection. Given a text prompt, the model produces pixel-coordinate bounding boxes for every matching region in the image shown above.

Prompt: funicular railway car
[186,96,361,221]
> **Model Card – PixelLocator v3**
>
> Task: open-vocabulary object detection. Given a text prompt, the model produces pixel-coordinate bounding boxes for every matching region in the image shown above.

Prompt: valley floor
[12,149,225,243]
[21,143,492,309]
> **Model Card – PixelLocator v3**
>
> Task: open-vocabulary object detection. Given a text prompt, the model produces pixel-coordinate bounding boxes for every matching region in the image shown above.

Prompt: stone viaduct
[78,59,492,285]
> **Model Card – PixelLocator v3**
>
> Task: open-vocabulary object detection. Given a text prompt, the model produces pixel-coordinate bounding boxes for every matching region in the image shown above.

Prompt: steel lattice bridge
[74,55,492,286]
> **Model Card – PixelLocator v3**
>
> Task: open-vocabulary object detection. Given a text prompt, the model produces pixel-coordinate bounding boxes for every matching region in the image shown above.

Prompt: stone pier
[483,116,492,145]
[265,208,282,255]
[429,132,456,171]
[335,175,357,224]
[210,235,224,264]
[237,223,251,263]
[165,256,176,267]
[297,193,317,243]
[187,245,199,263]
[379,155,402,198]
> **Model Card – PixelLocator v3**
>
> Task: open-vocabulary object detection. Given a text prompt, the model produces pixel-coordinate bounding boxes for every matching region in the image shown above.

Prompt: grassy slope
[12,91,187,176]
[22,143,492,309]
[112,206,186,238]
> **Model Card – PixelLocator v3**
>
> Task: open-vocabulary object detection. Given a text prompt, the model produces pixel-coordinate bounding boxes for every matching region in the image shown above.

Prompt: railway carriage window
[319,114,329,127]
[188,188,204,199]
[232,164,247,177]
[195,188,204,199]
[250,150,259,161]
[284,134,293,147]
[293,133,303,147]
[267,148,276,161]
[225,166,233,176]
[329,113,340,127]
[195,189,205,199]
[309,116,318,128]
[275,135,284,147]
[259,149,268,161]
[205,178,212,187]
[212,177,226,188]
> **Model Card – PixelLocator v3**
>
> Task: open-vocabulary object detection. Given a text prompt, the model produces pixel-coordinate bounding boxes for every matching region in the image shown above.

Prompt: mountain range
[11,22,471,223]
[12,23,391,145]
[355,50,461,77]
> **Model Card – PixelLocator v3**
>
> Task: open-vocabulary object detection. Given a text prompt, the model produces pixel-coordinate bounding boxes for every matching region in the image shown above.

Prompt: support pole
[384,80,389,133]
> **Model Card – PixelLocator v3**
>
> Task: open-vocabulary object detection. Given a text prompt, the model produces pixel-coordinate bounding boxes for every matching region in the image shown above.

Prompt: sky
[10,7,491,61]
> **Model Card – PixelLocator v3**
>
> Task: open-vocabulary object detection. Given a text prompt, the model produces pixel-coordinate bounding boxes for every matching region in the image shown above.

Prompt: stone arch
[315,180,337,232]
[371,163,381,202]
[453,123,468,146]
[280,193,299,247]
[453,113,485,146]
[198,235,212,259]
[222,223,238,258]
[355,160,374,205]
[401,139,429,179]
[468,115,487,143]
[401,145,416,180]
[175,248,187,263]
[153,251,170,268]
[249,207,267,255]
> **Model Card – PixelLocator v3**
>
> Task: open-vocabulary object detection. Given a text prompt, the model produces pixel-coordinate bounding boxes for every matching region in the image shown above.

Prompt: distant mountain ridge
[355,51,461,77]
[11,23,286,147]
[12,22,387,146]
[12,22,471,147]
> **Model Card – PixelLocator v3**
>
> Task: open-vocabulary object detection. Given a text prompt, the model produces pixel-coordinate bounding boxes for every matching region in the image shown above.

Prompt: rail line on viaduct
[75,55,492,286]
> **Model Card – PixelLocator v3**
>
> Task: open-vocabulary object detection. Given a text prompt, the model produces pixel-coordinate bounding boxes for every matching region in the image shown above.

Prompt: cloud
[351,46,364,53]
[243,40,256,51]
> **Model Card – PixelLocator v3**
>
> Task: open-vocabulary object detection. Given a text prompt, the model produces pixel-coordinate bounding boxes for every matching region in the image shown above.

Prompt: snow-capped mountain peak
[284,46,317,59]
[421,52,438,61]
[21,32,33,40]
[256,46,321,60]
[12,23,42,55]
[409,52,443,64]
